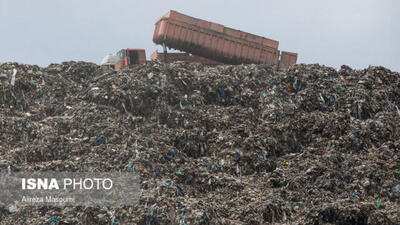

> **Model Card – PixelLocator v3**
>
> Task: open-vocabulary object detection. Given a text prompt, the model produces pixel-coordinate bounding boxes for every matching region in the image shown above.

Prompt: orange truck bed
[153,10,297,69]
[279,51,298,71]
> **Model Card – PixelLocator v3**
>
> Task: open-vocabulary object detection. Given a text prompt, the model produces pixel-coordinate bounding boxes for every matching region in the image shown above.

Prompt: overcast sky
[0,0,399,71]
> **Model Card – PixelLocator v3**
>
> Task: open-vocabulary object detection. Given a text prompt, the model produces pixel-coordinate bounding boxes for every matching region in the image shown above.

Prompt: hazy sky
[0,0,399,71]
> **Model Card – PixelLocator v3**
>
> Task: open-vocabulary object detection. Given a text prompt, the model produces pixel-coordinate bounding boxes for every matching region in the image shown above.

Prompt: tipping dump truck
[113,48,147,70]
[153,10,297,70]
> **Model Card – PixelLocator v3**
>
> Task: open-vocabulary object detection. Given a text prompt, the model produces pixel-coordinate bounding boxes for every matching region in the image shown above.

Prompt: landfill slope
[0,61,399,224]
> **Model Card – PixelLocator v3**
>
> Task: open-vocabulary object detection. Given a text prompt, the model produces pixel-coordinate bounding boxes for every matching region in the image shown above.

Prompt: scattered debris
[0,61,399,224]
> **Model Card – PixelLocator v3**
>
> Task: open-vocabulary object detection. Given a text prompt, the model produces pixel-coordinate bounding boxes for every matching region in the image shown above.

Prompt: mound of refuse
[0,61,399,224]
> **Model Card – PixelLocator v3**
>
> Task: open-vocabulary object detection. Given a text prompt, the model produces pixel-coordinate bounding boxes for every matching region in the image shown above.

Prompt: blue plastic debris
[111,154,116,163]
[185,177,193,184]
[293,78,301,92]
[253,172,261,177]
[163,180,172,186]
[127,162,134,169]
[95,137,103,144]
[235,151,241,163]
[220,86,226,99]
[150,210,157,220]
[165,154,173,160]
[50,216,57,222]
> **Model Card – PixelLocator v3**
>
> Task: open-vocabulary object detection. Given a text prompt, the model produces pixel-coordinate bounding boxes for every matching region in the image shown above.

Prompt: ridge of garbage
[0,61,399,224]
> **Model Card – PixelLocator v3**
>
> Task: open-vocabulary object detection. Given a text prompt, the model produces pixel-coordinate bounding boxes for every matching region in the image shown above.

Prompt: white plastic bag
[10,68,17,86]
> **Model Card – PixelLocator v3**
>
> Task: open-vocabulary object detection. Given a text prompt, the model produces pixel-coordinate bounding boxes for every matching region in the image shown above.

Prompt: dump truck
[105,11,298,70]
[153,10,298,70]
[114,48,147,70]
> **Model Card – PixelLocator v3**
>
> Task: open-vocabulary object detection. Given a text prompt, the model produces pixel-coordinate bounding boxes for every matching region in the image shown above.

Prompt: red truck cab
[115,48,146,70]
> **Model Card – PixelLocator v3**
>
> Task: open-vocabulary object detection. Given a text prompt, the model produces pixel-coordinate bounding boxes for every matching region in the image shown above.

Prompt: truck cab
[115,49,146,70]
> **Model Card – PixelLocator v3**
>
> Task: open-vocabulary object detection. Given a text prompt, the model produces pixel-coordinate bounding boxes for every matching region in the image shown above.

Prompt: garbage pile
[0,61,399,224]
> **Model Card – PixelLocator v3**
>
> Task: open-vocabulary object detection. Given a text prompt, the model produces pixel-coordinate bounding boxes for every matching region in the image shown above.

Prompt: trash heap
[0,61,399,224]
